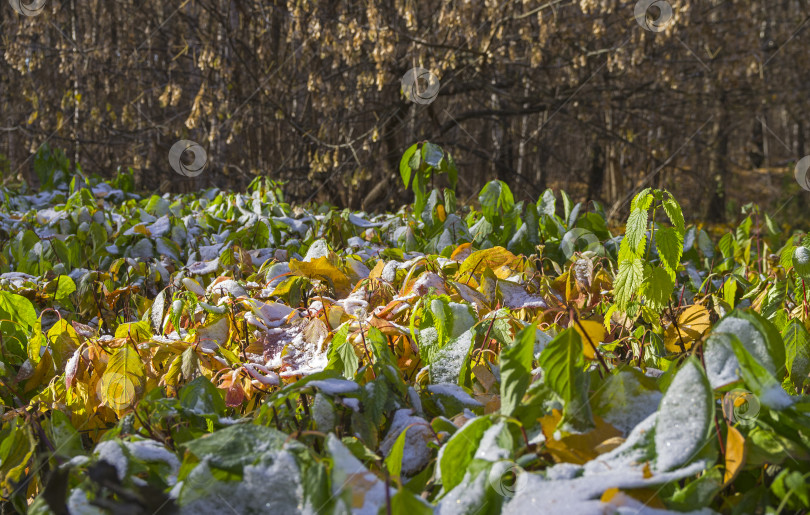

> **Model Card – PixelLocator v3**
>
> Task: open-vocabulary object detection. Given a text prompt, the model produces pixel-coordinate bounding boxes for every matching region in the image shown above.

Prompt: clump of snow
[448,302,476,338]
[759,384,794,410]
[312,393,336,431]
[125,439,180,484]
[67,489,106,515]
[339,397,361,412]
[499,281,548,310]
[380,409,435,476]
[309,378,360,394]
[303,239,330,262]
[208,279,247,299]
[427,383,483,413]
[504,412,711,515]
[94,440,128,480]
[534,328,554,358]
[278,330,328,377]
[429,329,475,384]
[709,316,777,380]
[473,421,510,462]
[437,470,489,515]
[179,450,303,514]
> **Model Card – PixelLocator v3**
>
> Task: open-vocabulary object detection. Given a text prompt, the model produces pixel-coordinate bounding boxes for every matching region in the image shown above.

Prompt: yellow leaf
[437,204,447,222]
[289,257,351,294]
[133,224,151,237]
[99,344,145,415]
[600,488,620,503]
[457,246,517,281]
[539,410,623,464]
[574,320,606,360]
[368,260,386,280]
[602,488,666,509]
[450,242,473,262]
[664,304,711,353]
[24,350,54,393]
[723,425,747,486]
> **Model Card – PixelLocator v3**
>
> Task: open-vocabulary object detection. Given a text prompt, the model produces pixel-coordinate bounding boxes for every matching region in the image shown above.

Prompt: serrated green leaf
[538,328,594,432]
[643,266,675,312]
[662,195,685,235]
[614,257,644,310]
[624,209,648,256]
[656,226,683,276]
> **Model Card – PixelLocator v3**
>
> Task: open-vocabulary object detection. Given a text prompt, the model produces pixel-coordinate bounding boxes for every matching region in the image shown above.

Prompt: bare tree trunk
[706,97,730,222]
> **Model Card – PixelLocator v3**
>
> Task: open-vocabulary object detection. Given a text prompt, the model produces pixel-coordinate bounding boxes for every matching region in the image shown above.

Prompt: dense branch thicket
[1,0,809,220]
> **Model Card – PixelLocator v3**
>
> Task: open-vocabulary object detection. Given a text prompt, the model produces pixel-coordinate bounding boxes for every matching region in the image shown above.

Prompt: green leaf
[654,357,714,471]
[388,488,434,515]
[771,470,810,510]
[782,321,810,391]
[723,277,738,308]
[0,291,37,328]
[614,257,644,310]
[538,328,594,432]
[0,420,35,498]
[655,226,683,277]
[422,142,444,168]
[538,189,556,216]
[624,209,648,255]
[399,143,418,187]
[643,265,674,313]
[718,233,734,259]
[182,423,286,473]
[179,376,226,416]
[53,275,76,304]
[325,323,358,379]
[43,410,82,458]
[730,338,793,410]
[499,323,536,417]
[385,427,409,479]
[630,188,653,212]
[438,416,492,492]
[662,195,685,235]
